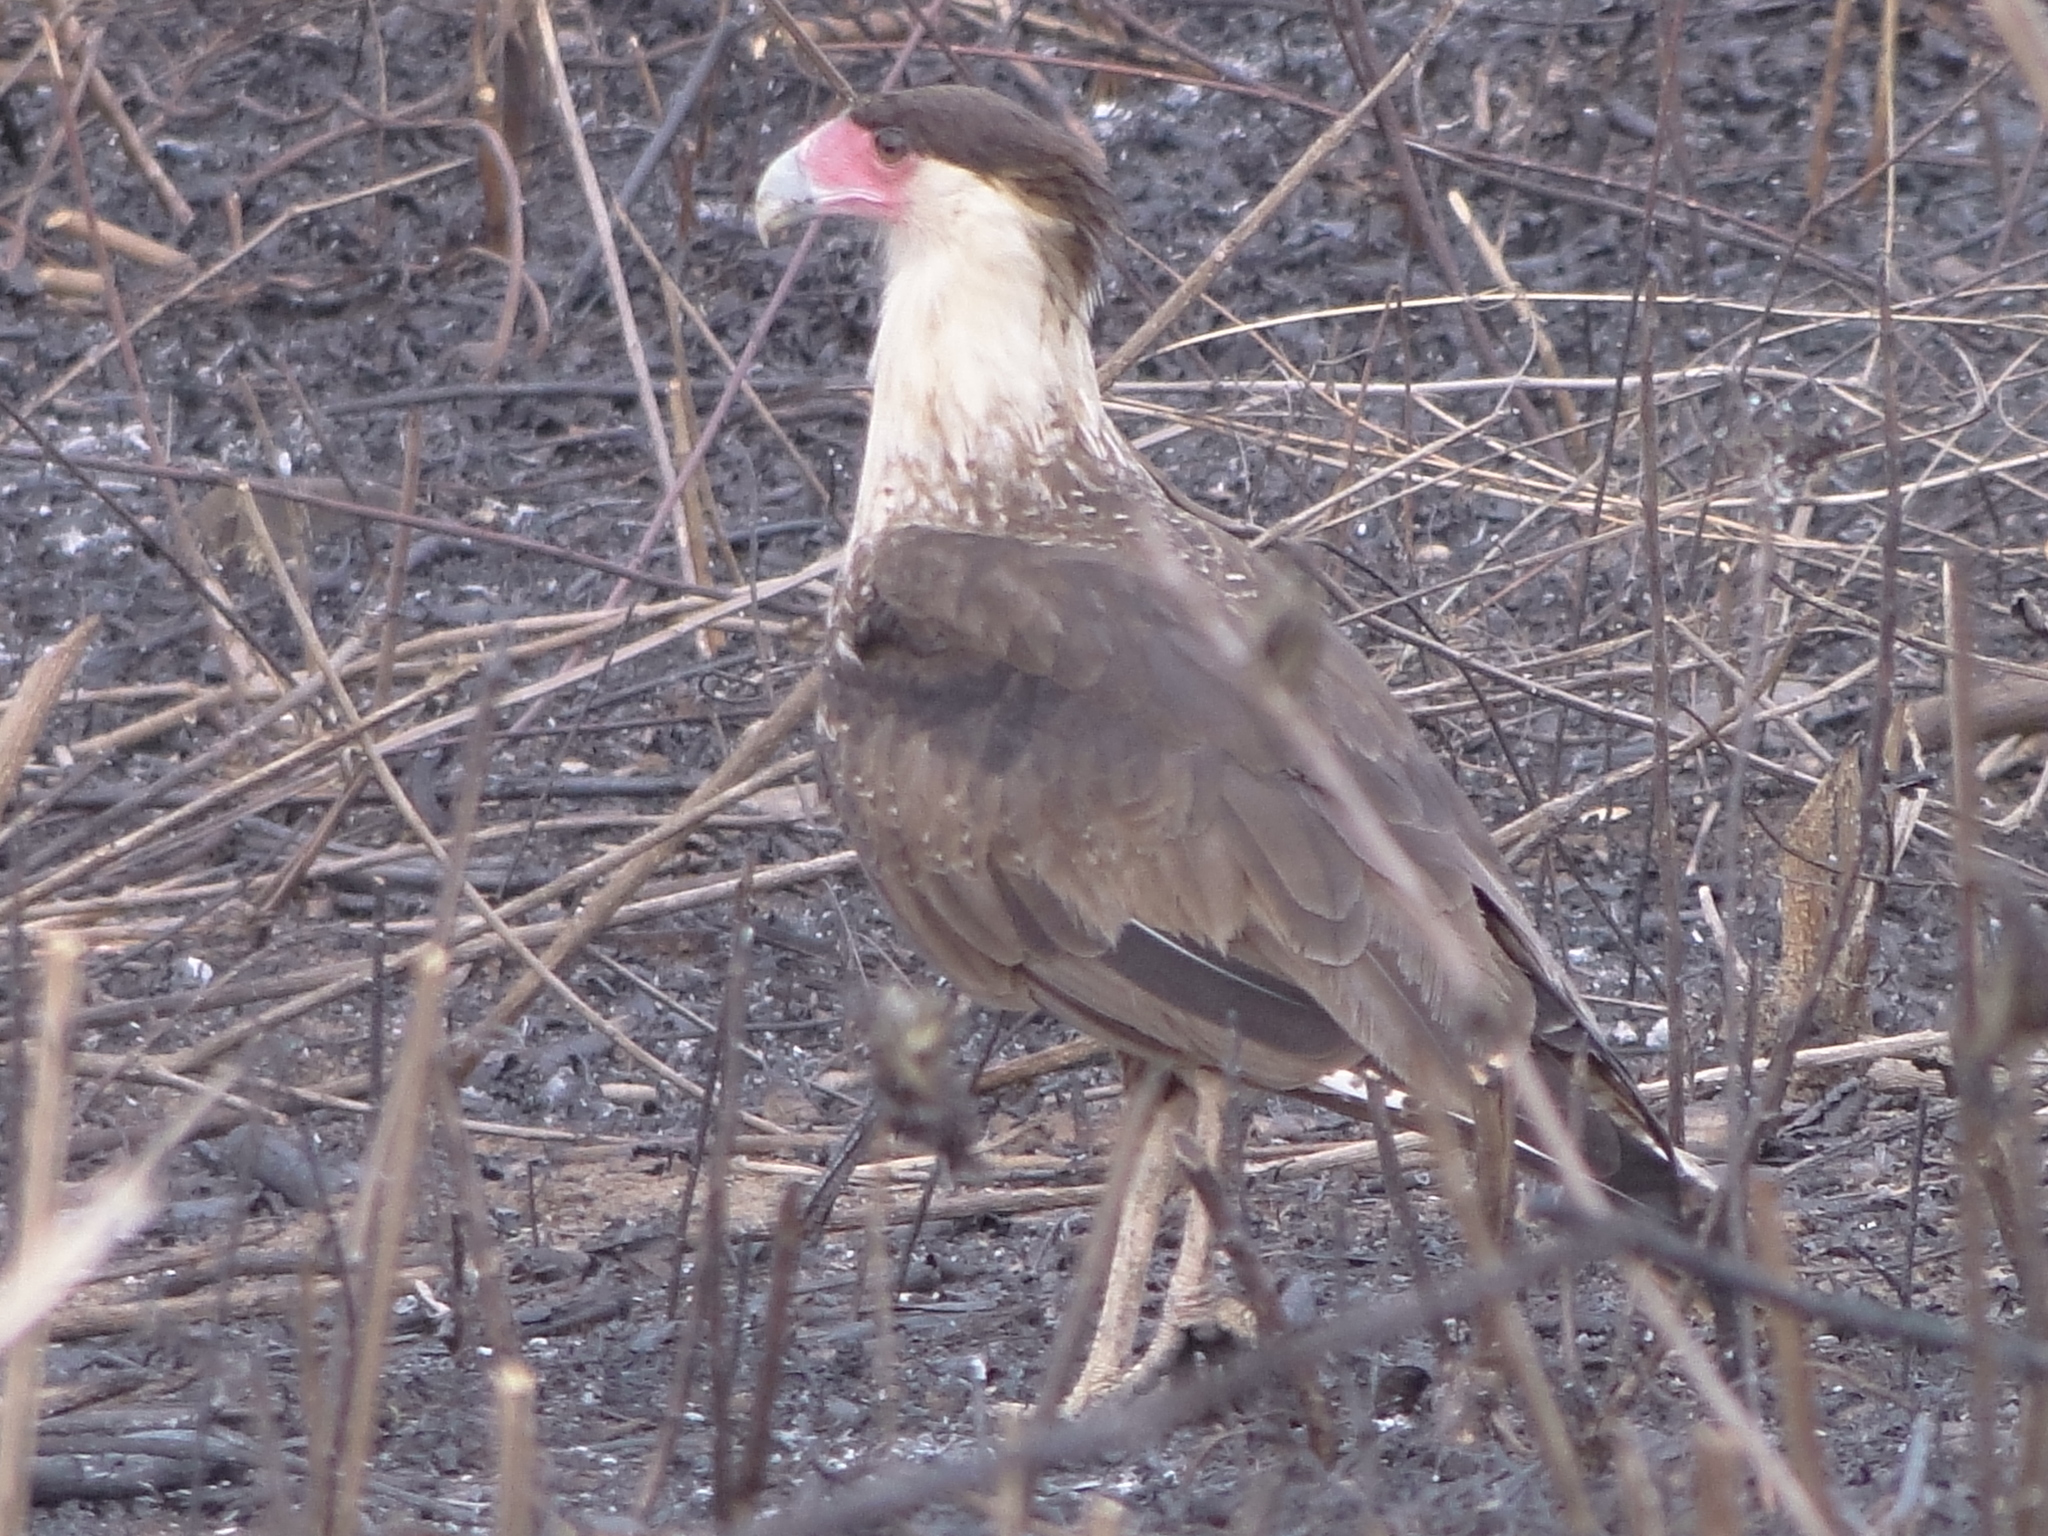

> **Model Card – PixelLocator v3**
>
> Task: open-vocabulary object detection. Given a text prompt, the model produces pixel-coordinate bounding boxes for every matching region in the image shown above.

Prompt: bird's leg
[1129,1071,1252,1384]
[1059,1073,1258,1413]
[1060,1075,1190,1414]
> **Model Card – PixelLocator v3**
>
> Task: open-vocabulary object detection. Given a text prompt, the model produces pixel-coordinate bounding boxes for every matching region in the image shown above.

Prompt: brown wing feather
[824,524,1538,1094]
[826,521,1692,1210]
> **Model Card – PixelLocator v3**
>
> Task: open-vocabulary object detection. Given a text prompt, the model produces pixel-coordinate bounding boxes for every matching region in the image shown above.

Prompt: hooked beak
[754,140,815,244]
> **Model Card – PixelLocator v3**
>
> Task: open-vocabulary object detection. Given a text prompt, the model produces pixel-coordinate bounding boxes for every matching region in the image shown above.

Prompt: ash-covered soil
[5,1,2048,1532]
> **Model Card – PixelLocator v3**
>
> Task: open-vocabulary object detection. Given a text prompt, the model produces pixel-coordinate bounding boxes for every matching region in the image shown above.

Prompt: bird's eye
[873,126,911,164]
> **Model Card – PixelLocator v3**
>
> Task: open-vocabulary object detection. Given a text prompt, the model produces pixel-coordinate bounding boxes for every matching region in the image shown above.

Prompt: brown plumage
[757,85,1704,1372]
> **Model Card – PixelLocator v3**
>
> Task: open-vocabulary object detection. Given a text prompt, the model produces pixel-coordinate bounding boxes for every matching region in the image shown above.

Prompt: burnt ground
[4,0,2048,1531]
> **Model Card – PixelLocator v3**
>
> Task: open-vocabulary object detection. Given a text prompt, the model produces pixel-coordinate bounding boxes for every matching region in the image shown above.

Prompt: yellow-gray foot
[1060,1076,1248,1412]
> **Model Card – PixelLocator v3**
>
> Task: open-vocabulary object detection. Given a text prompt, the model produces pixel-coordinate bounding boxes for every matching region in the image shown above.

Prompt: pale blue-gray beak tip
[754,143,813,245]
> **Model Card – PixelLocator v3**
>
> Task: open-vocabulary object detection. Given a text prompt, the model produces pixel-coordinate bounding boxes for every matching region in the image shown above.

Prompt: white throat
[853,161,1126,542]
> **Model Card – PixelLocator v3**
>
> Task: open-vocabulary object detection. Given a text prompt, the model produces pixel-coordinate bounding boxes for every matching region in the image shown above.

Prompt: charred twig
[706,873,754,1524]
[735,1183,806,1516]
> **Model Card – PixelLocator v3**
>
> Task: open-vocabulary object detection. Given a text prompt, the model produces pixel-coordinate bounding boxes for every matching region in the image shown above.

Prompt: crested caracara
[757,84,1709,1409]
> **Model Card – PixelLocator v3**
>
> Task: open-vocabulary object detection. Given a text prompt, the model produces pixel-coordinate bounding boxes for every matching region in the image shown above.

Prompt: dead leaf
[1770,748,1872,1048]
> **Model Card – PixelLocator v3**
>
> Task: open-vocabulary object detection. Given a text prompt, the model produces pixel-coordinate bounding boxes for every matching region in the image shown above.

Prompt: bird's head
[757,86,1136,531]
[755,84,1117,318]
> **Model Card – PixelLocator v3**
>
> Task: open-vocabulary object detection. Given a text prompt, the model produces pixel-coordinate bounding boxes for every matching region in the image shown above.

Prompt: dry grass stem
[530,0,683,572]
[1752,1182,1843,1534]
[0,932,82,1532]
[492,1360,538,1536]
[328,943,455,1536]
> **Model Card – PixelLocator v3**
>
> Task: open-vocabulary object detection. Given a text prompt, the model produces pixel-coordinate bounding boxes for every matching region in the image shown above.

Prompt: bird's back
[822,475,1688,1217]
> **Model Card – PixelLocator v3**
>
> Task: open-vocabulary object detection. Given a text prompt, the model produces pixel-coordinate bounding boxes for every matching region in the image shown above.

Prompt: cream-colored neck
[852,160,1128,542]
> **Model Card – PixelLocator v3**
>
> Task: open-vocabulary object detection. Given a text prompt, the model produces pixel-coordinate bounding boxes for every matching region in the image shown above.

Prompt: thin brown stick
[42,207,192,268]
[492,1361,538,1536]
[706,877,754,1526]
[1637,274,1690,1152]
[1862,0,1901,199]
[75,37,193,225]
[971,1037,1108,1094]
[325,748,482,1533]
[0,932,81,1533]
[735,1182,806,1515]
[1363,1073,1449,1349]
[1751,1182,1843,1534]
[1610,1421,1669,1536]
[1804,0,1856,208]
[465,118,529,377]
[530,0,686,576]
[1693,1423,1744,1536]
[863,1181,900,1450]
[1410,1083,1597,1536]
[1943,555,2004,1532]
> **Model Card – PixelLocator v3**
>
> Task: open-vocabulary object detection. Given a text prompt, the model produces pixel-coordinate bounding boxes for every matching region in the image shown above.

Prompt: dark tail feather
[1308,1048,1716,1227]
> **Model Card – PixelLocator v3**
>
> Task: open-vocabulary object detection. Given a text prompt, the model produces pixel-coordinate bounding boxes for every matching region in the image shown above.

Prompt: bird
[756,83,1709,1410]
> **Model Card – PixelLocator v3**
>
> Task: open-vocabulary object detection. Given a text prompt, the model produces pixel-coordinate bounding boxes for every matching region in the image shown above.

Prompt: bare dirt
[5,1,2048,1532]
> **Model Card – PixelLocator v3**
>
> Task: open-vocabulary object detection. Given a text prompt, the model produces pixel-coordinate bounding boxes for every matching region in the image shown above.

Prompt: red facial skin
[793,116,919,223]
